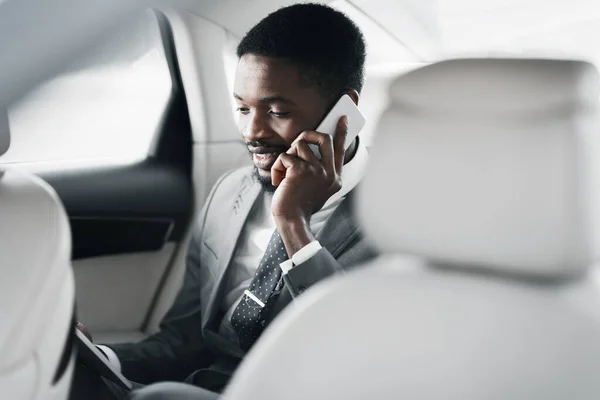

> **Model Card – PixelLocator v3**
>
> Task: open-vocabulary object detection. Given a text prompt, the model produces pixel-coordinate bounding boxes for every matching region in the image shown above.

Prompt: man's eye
[236,107,250,115]
[269,111,290,118]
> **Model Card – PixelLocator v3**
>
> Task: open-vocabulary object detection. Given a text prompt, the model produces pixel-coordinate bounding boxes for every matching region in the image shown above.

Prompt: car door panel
[31,11,195,341]
[39,160,192,260]
[72,243,177,336]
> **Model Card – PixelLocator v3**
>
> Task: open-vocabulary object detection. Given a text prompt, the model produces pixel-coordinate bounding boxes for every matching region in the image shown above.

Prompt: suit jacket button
[260,320,266,327]
[297,285,307,294]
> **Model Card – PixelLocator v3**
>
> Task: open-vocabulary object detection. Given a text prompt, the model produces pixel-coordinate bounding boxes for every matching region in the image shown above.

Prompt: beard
[252,166,277,194]
[246,140,287,194]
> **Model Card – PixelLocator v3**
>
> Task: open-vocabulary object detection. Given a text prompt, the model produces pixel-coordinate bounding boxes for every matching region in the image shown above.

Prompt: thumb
[334,115,348,172]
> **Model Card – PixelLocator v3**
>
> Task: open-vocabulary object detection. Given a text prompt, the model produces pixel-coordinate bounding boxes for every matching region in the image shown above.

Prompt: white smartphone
[309,94,366,159]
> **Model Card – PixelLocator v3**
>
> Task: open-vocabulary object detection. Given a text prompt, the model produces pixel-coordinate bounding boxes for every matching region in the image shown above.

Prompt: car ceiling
[189,0,600,65]
[1,0,600,106]
[187,0,438,63]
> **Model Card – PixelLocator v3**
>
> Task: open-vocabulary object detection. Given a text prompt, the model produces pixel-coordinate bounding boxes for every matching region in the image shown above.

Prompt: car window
[1,10,172,165]
[223,31,240,119]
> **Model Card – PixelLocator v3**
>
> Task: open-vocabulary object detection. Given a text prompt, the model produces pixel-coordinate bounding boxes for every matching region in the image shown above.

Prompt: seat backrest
[223,59,600,400]
[0,108,76,400]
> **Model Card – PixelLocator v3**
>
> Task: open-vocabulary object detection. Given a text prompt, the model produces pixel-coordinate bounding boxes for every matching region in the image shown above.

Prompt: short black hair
[237,3,366,99]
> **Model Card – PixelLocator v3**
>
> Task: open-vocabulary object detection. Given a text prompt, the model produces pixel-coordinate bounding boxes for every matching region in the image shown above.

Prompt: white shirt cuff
[279,241,322,274]
[96,345,122,372]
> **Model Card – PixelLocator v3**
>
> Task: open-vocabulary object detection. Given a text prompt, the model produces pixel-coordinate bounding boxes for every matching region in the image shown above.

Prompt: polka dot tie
[231,229,288,350]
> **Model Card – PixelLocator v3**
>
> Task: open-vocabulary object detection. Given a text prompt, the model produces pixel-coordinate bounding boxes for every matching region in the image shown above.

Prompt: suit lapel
[203,174,261,328]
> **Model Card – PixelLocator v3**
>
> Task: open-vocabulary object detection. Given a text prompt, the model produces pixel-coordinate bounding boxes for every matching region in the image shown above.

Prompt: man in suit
[70,3,376,399]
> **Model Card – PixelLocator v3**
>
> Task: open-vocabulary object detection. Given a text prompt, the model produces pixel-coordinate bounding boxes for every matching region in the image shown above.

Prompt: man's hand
[76,321,93,342]
[271,116,348,256]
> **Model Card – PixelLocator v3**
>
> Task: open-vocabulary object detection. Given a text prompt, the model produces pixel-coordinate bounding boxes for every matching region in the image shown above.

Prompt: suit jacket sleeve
[282,247,344,297]
[283,229,383,298]
[105,172,233,384]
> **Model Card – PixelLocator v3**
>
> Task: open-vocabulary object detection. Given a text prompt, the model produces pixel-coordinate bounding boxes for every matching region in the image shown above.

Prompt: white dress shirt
[100,138,369,367]
[218,138,368,343]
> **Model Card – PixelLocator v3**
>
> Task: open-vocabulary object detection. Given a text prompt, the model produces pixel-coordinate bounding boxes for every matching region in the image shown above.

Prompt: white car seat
[0,108,76,399]
[222,58,600,400]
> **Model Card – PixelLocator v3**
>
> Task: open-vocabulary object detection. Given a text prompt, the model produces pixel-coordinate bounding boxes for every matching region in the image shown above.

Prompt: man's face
[233,54,331,190]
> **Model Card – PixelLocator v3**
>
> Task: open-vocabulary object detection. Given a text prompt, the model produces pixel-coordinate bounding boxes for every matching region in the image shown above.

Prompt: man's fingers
[333,116,348,173]
[292,130,334,169]
[271,153,300,186]
[293,140,320,167]
[271,156,286,187]
[286,145,298,157]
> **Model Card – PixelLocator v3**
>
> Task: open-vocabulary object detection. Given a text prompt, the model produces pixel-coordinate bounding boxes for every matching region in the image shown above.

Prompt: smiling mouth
[251,152,281,171]
[247,144,285,154]
[253,152,279,158]
[247,145,287,171]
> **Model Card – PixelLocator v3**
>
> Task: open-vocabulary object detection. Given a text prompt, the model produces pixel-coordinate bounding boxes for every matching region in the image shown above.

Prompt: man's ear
[344,90,360,106]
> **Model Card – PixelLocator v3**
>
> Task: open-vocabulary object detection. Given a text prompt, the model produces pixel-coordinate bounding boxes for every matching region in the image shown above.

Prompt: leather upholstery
[361,58,600,278]
[221,59,600,400]
[0,112,76,399]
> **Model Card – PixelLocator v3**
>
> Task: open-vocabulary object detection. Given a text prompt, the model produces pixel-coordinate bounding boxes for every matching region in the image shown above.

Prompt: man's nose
[242,113,271,142]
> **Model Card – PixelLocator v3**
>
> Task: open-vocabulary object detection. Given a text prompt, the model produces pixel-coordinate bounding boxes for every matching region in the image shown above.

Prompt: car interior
[222,58,600,399]
[1,0,600,398]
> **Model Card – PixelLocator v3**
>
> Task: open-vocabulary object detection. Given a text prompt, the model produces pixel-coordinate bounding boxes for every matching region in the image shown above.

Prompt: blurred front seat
[0,108,76,400]
[222,58,600,400]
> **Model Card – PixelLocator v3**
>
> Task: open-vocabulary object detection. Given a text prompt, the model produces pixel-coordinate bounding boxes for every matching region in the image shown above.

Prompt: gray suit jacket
[109,167,378,387]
